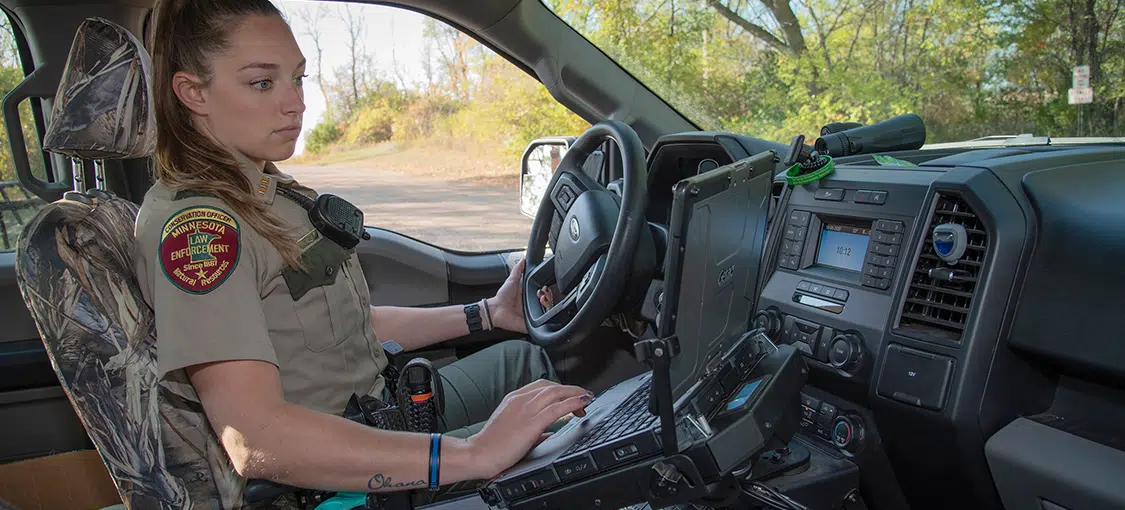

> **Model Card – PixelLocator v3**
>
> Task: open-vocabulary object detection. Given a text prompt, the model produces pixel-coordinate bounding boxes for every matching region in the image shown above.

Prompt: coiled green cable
[785,156,835,186]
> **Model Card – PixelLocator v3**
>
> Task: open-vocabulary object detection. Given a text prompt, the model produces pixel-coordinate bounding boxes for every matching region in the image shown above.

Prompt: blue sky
[275,1,432,154]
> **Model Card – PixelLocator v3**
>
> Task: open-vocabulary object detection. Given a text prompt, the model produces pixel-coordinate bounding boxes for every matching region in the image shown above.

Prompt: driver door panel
[355,228,525,349]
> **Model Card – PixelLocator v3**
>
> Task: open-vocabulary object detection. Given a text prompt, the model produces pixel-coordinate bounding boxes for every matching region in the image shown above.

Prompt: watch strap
[464,303,483,332]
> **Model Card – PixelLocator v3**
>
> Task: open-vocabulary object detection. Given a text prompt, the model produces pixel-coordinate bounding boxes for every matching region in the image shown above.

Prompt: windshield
[542,0,1125,143]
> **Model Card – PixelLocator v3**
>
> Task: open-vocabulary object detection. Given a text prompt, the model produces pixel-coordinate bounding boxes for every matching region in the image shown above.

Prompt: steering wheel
[523,120,648,347]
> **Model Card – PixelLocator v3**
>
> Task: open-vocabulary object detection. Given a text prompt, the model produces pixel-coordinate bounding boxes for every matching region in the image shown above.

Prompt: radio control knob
[754,310,782,339]
[828,334,863,371]
[832,415,864,454]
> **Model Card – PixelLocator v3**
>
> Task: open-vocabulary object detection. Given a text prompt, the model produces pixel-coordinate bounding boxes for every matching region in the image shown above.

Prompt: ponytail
[150,0,303,268]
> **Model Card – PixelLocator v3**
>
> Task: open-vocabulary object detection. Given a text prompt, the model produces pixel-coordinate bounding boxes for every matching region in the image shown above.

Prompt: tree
[707,0,807,55]
[336,4,371,112]
[292,5,331,119]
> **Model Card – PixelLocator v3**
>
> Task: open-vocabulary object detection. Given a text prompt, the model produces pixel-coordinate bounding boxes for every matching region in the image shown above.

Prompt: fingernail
[580,395,592,402]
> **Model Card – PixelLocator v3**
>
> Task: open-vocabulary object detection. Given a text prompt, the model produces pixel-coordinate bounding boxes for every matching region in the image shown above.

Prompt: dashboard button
[878,267,894,279]
[815,188,845,201]
[874,277,891,290]
[870,191,888,204]
[797,281,812,291]
[818,402,838,421]
[814,421,831,440]
[864,265,879,276]
[789,210,811,226]
[876,220,905,233]
[865,254,897,267]
[862,275,878,288]
[871,243,900,256]
[819,286,836,298]
[832,288,849,301]
[889,233,903,244]
[809,283,824,295]
[854,190,872,203]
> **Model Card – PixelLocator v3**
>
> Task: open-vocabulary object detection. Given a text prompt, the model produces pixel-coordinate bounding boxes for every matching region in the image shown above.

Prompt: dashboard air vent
[898,193,988,342]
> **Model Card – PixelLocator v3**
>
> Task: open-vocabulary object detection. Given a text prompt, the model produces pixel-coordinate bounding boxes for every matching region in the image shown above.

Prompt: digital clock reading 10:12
[816,222,871,272]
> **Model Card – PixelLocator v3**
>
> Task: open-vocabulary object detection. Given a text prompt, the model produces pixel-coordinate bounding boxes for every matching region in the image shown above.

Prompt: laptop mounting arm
[634,335,680,458]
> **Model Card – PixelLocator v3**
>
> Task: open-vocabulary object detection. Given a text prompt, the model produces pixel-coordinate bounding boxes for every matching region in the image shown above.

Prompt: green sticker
[872,154,917,167]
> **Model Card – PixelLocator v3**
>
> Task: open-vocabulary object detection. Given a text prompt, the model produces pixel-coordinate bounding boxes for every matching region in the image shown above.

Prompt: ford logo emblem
[569,217,581,242]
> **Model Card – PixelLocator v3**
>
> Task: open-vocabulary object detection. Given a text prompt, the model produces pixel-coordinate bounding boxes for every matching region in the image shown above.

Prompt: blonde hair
[150,0,302,268]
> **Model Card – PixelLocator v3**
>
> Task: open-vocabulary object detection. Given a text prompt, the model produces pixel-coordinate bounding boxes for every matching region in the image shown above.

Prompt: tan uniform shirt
[135,162,387,414]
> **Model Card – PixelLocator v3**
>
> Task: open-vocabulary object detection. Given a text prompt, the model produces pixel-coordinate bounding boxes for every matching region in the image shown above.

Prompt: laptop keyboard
[562,379,657,456]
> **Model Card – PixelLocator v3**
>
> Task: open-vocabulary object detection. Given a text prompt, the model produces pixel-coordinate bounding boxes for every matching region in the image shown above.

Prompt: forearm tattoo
[367,473,427,491]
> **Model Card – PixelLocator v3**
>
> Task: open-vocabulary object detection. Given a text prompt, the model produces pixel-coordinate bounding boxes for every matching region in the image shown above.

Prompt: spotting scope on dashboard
[814,113,927,157]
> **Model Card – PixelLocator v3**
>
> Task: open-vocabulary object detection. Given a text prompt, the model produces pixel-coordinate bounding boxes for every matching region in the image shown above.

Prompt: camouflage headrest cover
[43,17,155,159]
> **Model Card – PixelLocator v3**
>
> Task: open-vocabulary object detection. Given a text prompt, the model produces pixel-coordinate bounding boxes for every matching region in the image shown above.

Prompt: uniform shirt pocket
[285,237,364,352]
[292,282,362,351]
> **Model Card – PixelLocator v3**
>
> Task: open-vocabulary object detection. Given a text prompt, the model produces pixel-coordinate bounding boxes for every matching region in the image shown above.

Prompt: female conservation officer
[133,0,590,498]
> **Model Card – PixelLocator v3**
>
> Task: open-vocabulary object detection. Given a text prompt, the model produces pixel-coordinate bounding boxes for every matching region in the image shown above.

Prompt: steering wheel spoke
[522,121,648,347]
[529,283,579,328]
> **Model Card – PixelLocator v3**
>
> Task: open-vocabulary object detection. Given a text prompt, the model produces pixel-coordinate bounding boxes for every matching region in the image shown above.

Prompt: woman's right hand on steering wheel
[464,380,592,480]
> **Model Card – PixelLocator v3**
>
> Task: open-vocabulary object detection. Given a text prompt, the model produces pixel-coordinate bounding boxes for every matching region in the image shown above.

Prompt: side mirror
[520,137,575,219]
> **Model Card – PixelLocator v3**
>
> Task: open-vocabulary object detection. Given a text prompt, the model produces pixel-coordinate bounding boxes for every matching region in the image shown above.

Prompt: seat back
[15,18,294,509]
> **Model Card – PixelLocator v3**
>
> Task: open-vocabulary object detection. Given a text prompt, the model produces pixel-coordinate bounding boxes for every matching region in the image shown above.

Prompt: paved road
[279,164,533,252]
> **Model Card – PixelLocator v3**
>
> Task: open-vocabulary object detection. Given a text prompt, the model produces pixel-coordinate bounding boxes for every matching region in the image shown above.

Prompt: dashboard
[642,133,1125,510]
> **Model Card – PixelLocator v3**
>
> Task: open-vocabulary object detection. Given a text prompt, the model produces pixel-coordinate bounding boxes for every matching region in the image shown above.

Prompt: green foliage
[305,121,343,154]
[343,99,396,145]
[310,27,589,159]
[544,0,1125,142]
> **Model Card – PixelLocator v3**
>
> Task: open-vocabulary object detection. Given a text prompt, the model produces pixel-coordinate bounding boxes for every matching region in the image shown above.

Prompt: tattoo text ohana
[367,473,427,491]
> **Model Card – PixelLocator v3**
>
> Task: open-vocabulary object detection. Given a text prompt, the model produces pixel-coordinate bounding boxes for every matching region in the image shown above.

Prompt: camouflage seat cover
[14,193,292,509]
[43,17,155,159]
[13,18,300,510]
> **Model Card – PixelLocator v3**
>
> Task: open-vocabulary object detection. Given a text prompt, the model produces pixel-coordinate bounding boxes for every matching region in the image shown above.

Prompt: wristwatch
[464,302,483,332]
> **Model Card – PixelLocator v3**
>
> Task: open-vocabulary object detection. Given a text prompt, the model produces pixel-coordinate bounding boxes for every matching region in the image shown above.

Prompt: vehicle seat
[14,18,300,509]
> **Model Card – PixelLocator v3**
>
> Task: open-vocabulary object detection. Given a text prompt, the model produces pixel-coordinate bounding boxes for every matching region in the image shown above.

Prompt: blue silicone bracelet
[429,433,441,491]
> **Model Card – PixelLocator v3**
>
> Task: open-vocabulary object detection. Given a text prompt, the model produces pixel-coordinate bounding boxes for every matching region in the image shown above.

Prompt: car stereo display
[816,222,871,272]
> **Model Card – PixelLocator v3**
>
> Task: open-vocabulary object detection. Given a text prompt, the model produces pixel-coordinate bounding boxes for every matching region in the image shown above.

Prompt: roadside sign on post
[1069,66,1093,105]
[1069,88,1093,104]
[1073,65,1090,89]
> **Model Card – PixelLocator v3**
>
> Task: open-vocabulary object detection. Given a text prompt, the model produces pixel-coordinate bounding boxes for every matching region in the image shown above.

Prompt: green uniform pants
[406,339,556,505]
[435,339,558,438]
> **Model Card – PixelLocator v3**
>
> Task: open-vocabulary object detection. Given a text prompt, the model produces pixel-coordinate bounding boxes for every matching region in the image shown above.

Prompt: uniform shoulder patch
[159,205,241,294]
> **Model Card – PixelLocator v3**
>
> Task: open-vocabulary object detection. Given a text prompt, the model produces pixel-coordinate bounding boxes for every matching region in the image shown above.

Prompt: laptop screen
[658,151,775,399]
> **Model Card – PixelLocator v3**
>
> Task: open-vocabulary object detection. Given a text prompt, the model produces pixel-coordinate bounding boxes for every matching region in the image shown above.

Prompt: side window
[279,2,588,252]
[0,14,45,252]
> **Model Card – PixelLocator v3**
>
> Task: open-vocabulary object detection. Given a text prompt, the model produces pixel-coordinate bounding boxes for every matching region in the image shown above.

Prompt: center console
[748,168,941,509]
[756,175,933,391]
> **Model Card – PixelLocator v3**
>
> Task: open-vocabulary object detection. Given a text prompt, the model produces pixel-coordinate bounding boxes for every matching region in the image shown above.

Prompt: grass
[291,138,521,189]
